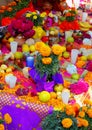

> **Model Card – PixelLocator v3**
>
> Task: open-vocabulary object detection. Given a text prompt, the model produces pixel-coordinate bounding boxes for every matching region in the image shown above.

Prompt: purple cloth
[1,105,42,130]
[29,68,64,92]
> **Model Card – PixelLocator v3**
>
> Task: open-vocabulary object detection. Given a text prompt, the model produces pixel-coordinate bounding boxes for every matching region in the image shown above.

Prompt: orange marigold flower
[40,45,51,56]
[76,117,83,127]
[4,113,12,124]
[0,124,4,130]
[82,119,89,127]
[42,57,52,64]
[61,118,73,128]
[78,111,85,118]
[35,42,45,51]
[52,44,62,55]
[87,108,92,118]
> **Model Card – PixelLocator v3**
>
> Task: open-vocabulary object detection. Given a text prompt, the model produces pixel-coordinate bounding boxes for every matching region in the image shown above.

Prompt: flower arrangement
[29,42,64,92]
[8,17,35,38]
[26,12,46,26]
[35,42,62,79]
[59,8,80,31]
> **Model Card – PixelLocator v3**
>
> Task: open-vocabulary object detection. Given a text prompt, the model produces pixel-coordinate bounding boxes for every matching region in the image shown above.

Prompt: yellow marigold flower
[52,44,62,55]
[61,118,73,128]
[78,111,85,118]
[35,42,45,51]
[42,57,52,64]
[4,113,12,124]
[40,45,51,56]
[87,108,92,118]
[82,119,89,127]
[0,124,4,130]
[33,15,37,19]
[26,13,31,17]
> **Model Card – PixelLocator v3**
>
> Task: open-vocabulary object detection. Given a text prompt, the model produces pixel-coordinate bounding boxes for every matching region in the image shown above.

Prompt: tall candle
[26,56,34,68]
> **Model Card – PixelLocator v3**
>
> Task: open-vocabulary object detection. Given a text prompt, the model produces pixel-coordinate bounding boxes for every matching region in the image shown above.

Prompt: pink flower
[70,79,89,95]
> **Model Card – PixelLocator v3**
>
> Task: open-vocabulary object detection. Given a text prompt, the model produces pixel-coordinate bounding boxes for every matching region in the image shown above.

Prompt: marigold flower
[76,117,83,127]
[35,42,45,51]
[42,57,52,64]
[40,45,51,56]
[78,111,85,118]
[87,108,92,118]
[61,118,73,128]
[0,124,4,130]
[4,113,12,124]
[52,45,62,55]
[82,119,89,127]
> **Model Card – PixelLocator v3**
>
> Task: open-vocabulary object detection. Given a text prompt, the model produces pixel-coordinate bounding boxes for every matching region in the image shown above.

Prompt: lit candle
[26,56,34,68]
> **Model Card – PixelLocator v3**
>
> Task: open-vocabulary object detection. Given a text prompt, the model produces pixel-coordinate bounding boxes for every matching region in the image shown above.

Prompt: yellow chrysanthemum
[52,44,62,55]
[35,42,45,51]
[42,57,52,64]
[78,111,85,118]
[33,15,37,19]
[61,118,73,128]
[4,113,12,124]
[26,13,31,17]
[40,45,51,56]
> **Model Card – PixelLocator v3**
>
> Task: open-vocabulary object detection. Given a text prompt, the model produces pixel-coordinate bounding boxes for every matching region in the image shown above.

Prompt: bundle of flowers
[29,42,64,92]
[8,17,35,38]
[26,12,46,26]
[59,8,80,31]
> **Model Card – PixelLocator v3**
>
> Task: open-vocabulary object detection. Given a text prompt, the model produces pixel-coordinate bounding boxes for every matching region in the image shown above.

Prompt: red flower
[1,17,15,26]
